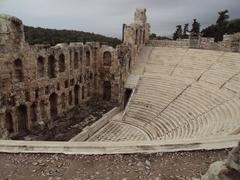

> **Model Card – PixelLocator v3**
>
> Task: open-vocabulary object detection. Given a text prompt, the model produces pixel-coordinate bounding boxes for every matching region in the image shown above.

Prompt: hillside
[24,25,122,47]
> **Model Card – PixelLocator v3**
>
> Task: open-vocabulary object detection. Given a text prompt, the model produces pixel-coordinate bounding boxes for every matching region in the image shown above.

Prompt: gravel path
[0,149,229,180]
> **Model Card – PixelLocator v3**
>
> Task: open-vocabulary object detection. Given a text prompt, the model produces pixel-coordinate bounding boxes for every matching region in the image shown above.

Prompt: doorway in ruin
[58,53,65,72]
[103,81,111,101]
[30,102,37,123]
[124,88,133,108]
[16,105,28,134]
[61,93,66,110]
[86,51,91,66]
[82,86,85,100]
[103,51,112,66]
[74,85,80,105]
[5,112,14,133]
[40,100,47,120]
[14,59,24,82]
[48,55,56,78]
[49,93,58,119]
[37,56,45,78]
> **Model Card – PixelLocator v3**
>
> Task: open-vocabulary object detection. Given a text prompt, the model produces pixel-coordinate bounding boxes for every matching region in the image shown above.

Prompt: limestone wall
[150,33,240,52]
[0,9,150,139]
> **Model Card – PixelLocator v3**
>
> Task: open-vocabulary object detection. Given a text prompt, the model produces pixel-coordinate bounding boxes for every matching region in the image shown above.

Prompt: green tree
[226,19,240,34]
[173,25,183,40]
[215,10,229,41]
[182,23,189,39]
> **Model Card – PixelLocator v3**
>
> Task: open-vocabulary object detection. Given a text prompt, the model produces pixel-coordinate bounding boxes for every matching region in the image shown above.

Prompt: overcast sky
[0,0,240,38]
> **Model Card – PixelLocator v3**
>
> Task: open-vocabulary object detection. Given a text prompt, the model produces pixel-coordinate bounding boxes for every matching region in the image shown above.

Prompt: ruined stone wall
[123,9,150,46]
[149,33,240,52]
[0,9,150,139]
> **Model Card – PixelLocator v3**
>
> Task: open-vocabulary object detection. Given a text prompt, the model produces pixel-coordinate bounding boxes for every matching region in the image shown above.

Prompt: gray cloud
[0,0,240,38]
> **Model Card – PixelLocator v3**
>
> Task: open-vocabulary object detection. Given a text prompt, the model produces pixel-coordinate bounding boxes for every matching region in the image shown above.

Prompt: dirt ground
[12,99,117,141]
[0,149,230,180]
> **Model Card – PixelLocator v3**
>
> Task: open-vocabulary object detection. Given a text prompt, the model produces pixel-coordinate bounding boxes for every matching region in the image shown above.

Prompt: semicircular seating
[121,47,240,141]
[85,47,240,142]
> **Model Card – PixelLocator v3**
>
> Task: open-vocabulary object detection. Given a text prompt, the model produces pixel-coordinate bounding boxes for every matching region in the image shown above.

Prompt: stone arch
[16,104,28,134]
[87,83,91,97]
[68,91,73,105]
[40,100,47,120]
[82,86,85,100]
[58,53,65,72]
[61,93,67,110]
[30,102,37,123]
[86,50,91,66]
[103,81,111,101]
[37,56,45,78]
[129,56,132,70]
[74,85,80,105]
[48,55,56,78]
[135,29,139,45]
[49,93,58,119]
[79,48,83,65]
[14,58,24,82]
[143,29,145,44]
[74,52,79,69]
[103,51,112,66]
[5,112,14,133]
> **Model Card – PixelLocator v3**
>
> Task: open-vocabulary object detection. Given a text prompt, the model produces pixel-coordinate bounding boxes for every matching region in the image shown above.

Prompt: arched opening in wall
[16,104,28,134]
[30,102,37,123]
[135,29,139,45]
[79,48,83,66]
[5,112,14,133]
[48,55,56,78]
[86,51,91,66]
[103,81,111,101]
[69,50,73,69]
[124,88,133,108]
[40,100,46,120]
[138,30,141,44]
[82,86,85,100]
[129,56,132,70]
[59,53,65,72]
[143,29,145,44]
[74,52,79,69]
[68,91,73,105]
[61,93,66,110]
[74,85,80,105]
[14,59,24,82]
[37,56,45,78]
[87,83,91,97]
[49,93,58,119]
[103,51,112,66]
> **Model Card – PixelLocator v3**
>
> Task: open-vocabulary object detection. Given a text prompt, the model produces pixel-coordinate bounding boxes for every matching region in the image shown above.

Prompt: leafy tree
[215,10,230,41]
[182,23,189,39]
[173,25,183,40]
[226,19,240,34]
[201,10,235,42]
[202,24,217,38]
[150,33,157,39]
[216,10,229,26]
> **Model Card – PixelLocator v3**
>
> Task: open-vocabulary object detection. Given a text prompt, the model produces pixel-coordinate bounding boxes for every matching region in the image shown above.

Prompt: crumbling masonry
[0,9,150,139]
